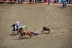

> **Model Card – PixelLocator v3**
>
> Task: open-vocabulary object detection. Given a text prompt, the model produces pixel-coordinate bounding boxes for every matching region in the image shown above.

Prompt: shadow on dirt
[7,33,19,36]
[0,2,5,4]
[14,37,31,40]
[41,33,50,34]
[59,6,67,9]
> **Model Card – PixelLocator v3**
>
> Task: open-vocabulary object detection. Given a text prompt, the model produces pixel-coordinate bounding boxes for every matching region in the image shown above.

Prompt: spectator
[30,0,32,4]
[62,0,67,8]
[18,0,21,4]
[48,0,50,5]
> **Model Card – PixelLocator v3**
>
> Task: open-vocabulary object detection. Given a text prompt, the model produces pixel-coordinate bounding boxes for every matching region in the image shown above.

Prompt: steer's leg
[41,30,44,33]
[48,30,50,34]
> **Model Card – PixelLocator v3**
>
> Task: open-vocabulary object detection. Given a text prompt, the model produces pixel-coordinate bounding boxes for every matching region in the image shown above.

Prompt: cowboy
[15,21,20,31]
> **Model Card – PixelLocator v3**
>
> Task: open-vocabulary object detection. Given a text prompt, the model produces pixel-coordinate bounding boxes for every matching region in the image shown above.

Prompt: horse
[11,24,27,34]
[17,27,33,38]
[11,24,17,33]
[41,26,51,34]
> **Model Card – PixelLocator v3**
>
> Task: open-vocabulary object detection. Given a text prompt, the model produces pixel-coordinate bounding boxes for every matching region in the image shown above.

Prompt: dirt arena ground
[0,3,72,48]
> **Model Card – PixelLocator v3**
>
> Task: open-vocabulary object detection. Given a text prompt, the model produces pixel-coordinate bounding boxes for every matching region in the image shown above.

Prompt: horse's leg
[30,32,33,37]
[19,34,23,38]
[23,33,25,38]
[28,33,32,38]
[22,35,23,38]
[12,27,15,33]
[11,31,14,34]
[21,34,23,38]
[25,32,26,36]
[19,35,21,38]
[23,32,26,36]
[17,31,20,34]
[30,35,32,38]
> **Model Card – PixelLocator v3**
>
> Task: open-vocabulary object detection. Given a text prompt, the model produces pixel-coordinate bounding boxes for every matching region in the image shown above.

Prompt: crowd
[2,0,72,4]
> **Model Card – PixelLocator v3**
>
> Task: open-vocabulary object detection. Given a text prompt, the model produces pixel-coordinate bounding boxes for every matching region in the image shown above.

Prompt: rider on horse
[15,21,20,31]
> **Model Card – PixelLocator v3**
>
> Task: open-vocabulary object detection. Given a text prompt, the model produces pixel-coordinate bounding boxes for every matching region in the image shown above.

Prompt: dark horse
[17,27,33,38]
[41,26,51,34]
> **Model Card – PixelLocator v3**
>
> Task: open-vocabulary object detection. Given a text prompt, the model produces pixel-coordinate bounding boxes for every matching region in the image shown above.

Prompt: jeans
[18,0,21,4]
[62,1,67,8]
[48,0,50,5]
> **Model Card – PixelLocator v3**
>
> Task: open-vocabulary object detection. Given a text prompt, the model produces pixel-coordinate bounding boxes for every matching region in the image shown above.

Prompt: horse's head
[17,27,23,33]
[11,24,15,27]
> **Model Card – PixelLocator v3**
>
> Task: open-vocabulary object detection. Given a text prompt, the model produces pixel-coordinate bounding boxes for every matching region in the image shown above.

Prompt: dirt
[0,4,72,48]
